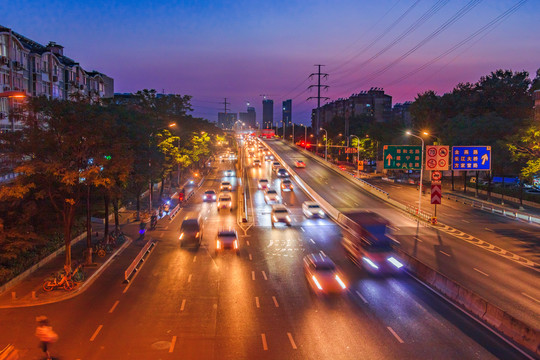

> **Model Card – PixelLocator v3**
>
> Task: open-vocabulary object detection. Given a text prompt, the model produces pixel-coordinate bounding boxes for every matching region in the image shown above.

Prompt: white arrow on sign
[431,194,441,204]
[386,154,393,166]
[481,154,488,165]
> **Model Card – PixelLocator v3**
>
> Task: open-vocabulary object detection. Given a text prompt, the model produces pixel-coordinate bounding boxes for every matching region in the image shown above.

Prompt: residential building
[282,99,292,127]
[312,88,392,132]
[262,99,273,129]
[393,101,412,127]
[218,112,237,130]
[0,25,114,132]
[239,103,256,129]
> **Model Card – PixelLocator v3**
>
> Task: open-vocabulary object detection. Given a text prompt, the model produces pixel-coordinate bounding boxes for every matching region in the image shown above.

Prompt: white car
[295,160,306,168]
[264,189,281,204]
[217,193,233,210]
[203,190,217,202]
[303,201,325,218]
[276,168,289,178]
[271,204,291,226]
[303,254,347,294]
[224,169,235,177]
[258,179,269,190]
[220,181,232,191]
[216,229,239,255]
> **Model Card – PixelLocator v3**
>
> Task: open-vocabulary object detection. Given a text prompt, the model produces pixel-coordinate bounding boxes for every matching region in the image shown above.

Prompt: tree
[508,122,540,180]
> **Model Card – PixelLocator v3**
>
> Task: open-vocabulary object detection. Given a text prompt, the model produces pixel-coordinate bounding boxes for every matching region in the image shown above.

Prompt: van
[179,216,203,248]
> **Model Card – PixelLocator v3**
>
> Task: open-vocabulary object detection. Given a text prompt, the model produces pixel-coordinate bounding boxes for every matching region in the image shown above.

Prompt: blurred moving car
[302,201,325,218]
[271,204,291,227]
[253,159,261,167]
[295,160,306,168]
[272,161,281,171]
[264,155,274,162]
[224,169,235,177]
[217,193,233,210]
[203,190,217,202]
[258,179,269,190]
[220,181,232,191]
[179,216,203,248]
[216,229,239,255]
[277,168,289,178]
[264,189,281,204]
[303,253,347,294]
[281,179,293,191]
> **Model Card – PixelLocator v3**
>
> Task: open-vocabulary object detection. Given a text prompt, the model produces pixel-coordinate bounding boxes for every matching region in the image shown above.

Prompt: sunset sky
[2,0,538,125]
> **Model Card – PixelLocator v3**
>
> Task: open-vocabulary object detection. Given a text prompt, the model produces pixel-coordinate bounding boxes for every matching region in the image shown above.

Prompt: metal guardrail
[124,241,155,282]
[445,193,540,225]
[405,204,433,223]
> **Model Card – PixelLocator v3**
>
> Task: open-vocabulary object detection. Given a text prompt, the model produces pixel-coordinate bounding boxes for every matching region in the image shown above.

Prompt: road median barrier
[124,241,155,283]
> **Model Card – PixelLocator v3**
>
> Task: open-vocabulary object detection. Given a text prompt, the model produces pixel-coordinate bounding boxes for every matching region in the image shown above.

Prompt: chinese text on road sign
[452,146,491,171]
[383,145,422,170]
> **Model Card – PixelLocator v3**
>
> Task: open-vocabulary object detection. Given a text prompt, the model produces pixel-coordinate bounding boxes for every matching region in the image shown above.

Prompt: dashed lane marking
[255,297,260,308]
[261,334,268,351]
[272,296,279,307]
[180,299,186,311]
[187,274,192,283]
[249,254,253,260]
[262,271,268,280]
[165,226,169,230]
[484,227,493,232]
[169,336,177,353]
[301,227,305,232]
[355,290,368,304]
[268,240,274,247]
[473,268,490,277]
[193,256,197,263]
[462,220,470,223]
[320,250,327,257]
[252,271,256,280]
[310,239,315,244]
[387,327,404,343]
[521,292,540,304]
[440,251,451,257]
[287,332,298,349]
[247,240,251,246]
[159,233,164,238]
[108,301,119,314]
[90,325,103,342]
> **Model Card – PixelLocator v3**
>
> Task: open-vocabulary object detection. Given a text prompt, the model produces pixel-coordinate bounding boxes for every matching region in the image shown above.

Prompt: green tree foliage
[508,122,540,180]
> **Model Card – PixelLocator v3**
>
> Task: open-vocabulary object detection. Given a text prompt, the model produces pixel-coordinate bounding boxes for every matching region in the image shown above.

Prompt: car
[217,193,233,210]
[526,188,540,194]
[203,190,217,202]
[281,179,293,191]
[272,161,281,170]
[303,254,347,294]
[220,181,232,191]
[264,155,274,162]
[271,204,291,227]
[216,229,239,255]
[264,189,281,204]
[303,201,325,218]
[295,160,306,168]
[253,159,261,167]
[276,168,289,178]
[258,179,269,190]
[179,216,203,248]
[224,169,235,177]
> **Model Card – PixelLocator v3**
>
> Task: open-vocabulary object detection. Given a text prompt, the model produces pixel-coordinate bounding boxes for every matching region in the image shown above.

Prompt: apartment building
[0,25,114,131]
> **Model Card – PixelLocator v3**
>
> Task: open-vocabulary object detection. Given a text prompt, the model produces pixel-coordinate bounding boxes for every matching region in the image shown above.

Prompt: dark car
[179,217,203,248]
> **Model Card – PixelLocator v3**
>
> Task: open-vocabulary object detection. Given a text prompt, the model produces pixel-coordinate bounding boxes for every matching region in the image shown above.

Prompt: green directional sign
[383,145,422,170]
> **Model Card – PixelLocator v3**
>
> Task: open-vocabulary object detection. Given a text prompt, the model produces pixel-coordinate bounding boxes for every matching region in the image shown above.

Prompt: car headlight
[213,195,216,199]
[363,257,379,270]
[387,257,404,269]
[216,240,221,249]
[305,210,312,216]
[179,233,184,240]
[273,215,277,222]
[285,215,291,222]
[311,275,323,290]
[335,275,347,289]
[319,210,324,216]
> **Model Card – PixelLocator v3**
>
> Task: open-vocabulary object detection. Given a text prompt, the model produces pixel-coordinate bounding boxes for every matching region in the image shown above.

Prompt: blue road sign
[452,146,491,171]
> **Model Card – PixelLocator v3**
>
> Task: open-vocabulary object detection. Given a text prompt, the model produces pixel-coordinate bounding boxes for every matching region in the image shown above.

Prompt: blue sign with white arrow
[452,146,491,171]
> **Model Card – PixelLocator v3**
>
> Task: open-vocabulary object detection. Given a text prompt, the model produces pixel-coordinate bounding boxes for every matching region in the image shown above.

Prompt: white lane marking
[193,256,197,263]
[180,299,186,311]
[389,226,400,231]
[521,292,540,304]
[252,271,256,280]
[519,229,532,234]
[268,240,274,247]
[287,332,298,349]
[255,297,260,308]
[485,227,493,232]
[165,226,169,230]
[440,251,451,257]
[262,271,268,280]
[461,219,471,223]
[310,238,315,244]
[122,242,158,294]
[187,274,192,283]
[319,250,327,257]
[301,227,305,232]
[169,335,177,353]
[261,333,268,350]
[90,325,103,342]
[108,300,119,314]
[159,233,164,238]
[247,240,251,246]
[473,268,490,277]
[387,327,404,343]
[272,296,279,307]
[249,253,253,261]
[414,236,423,243]
[355,290,368,304]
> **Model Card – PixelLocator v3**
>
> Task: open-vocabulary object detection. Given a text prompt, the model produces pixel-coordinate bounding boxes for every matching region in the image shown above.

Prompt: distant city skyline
[2,0,538,125]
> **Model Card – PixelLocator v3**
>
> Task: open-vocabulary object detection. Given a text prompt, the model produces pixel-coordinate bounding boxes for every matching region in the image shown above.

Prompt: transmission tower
[307,64,329,135]
[219,98,231,129]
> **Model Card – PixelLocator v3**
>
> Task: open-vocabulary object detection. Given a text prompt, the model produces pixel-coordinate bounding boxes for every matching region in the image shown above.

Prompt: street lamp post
[406,131,425,215]
[320,128,328,161]
[350,135,360,177]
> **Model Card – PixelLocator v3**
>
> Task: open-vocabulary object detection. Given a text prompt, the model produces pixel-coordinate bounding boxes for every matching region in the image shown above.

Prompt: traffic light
[104,155,112,160]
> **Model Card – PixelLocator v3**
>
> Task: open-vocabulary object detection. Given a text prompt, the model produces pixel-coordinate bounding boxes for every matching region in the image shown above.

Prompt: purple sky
[2,0,538,125]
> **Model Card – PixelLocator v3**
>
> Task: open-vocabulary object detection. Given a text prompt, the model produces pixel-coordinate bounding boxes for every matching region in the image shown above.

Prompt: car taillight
[195,232,199,238]
[312,275,323,290]
[335,275,347,289]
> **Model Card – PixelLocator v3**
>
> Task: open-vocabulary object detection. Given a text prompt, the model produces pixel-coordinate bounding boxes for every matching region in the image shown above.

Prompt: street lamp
[350,135,360,177]
[422,131,441,145]
[320,128,328,161]
[406,131,425,215]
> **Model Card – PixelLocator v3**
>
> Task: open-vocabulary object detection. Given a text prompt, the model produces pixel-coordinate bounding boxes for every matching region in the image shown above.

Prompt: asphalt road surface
[0,145,529,359]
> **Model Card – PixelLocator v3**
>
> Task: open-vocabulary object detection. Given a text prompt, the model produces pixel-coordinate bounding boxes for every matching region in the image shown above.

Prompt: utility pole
[220,98,231,129]
[307,64,329,136]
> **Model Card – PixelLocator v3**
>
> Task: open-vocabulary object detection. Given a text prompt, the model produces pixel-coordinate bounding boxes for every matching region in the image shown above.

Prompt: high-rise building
[239,102,256,129]
[217,112,237,129]
[282,99,292,127]
[262,99,273,129]
[0,25,114,132]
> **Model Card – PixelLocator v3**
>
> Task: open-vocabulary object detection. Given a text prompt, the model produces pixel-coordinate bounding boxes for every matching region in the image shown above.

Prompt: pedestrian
[35,316,58,360]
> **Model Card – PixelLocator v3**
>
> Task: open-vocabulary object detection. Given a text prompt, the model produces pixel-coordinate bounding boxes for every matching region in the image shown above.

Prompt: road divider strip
[124,241,156,283]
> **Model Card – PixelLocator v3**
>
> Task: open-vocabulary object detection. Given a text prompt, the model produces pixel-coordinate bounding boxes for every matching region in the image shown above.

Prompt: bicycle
[43,271,74,291]
[71,262,86,283]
